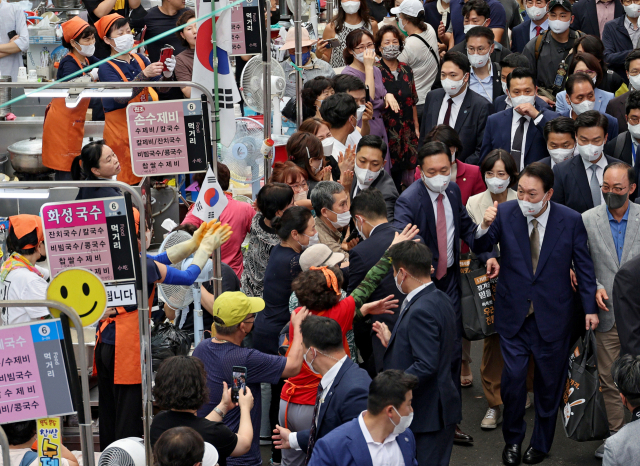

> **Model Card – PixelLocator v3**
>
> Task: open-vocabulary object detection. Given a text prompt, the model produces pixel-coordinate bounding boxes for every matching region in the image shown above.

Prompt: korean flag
[192,166,229,222]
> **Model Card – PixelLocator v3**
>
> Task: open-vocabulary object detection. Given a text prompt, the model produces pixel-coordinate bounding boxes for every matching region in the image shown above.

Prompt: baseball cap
[548,0,572,12]
[299,244,345,271]
[212,292,265,327]
[390,0,424,18]
[9,215,44,249]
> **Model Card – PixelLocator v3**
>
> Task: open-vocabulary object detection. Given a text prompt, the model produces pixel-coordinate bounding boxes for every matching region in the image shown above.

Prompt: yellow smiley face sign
[47,268,108,327]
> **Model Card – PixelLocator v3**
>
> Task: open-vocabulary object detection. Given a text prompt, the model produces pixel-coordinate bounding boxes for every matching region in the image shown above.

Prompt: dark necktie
[443,98,453,126]
[528,219,539,316]
[512,116,527,171]
[304,383,325,465]
[535,25,542,36]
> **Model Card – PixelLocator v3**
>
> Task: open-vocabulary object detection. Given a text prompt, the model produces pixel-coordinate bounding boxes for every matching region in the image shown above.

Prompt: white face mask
[356,105,366,122]
[110,33,134,53]
[570,99,595,115]
[629,74,640,91]
[548,146,575,164]
[548,19,570,34]
[629,122,640,140]
[394,271,406,294]
[353,51,364,62]
[303,348,320,374]
[510,94,535,108]
[294,190,309,202]
[74,42,95,57]
[327,209,351,228]
[468,51,490,69]
[463,22,484,33]
[421,171,451,193]
[625,3,640,18]
[501,80,508,95]
[322,137,335,157]
[526,5,547,21]
[485,175,509,194]
[398,17,406,32]
[355,216,370,239]
[518,192,549,217]
[297,231,318,250]
[354,162,381,186]
[442,76,466,96]
[342,0,361,13]
[577,142,604,162]
[390,407,414,435]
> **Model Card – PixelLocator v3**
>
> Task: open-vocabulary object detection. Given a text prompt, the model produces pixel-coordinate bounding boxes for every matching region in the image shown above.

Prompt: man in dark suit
[475,162,599,465]
[510,0,550,53]
[272,316,372,459]
[605,90,640,193]
[603,5,637,82]
[308,370,419,466]
[350,136,398,221]
[540,116,577,168]
[572,0,624,39]
[466,27,504,103]
[553,110,619,213]
[494,53,552,112]
[480,67,560,167]
[373,241,462,466]
[613,254,640,356]
[605,50,640,133]
[419,51,494,162]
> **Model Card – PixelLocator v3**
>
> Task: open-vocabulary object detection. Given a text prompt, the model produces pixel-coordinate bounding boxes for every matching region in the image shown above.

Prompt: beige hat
[300,244,345,271]
[279,27,317,50]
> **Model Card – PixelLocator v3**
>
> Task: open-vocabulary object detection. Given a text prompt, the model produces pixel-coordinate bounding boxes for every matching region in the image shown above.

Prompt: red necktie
[535,26,542,36]
[443,98,453,126]
[436,194,448,280]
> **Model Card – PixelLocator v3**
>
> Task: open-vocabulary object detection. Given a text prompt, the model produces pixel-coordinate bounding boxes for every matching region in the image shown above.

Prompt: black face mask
[603,191,628,210]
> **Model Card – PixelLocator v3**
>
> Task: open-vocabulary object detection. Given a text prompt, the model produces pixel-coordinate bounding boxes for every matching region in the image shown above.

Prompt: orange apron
[42,54,91,172]
[103,54,158,186]
[96,287,155,385]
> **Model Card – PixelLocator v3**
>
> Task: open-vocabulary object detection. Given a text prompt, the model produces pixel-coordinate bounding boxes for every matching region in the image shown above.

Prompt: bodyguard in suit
[510,0,549,53]
[612,253,640,356]
[605,50,640,133]
[494,53,552,112]
[419,51,494,162]
[552,110,619,214]
[583,163,640,456]
[602,4,638,82]
[480,67,560,167]
[540,116,578,168]
[272,316,372,460]
[372,241,462,466]
[475,162,599,464]
[572,0,624,39]
[308,370,419,466]
[466,27,504,103]
[605,90,640,191]
[350,136,399,222]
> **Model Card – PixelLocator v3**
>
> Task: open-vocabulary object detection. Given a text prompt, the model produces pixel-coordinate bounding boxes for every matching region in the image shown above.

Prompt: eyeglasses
[467,46,490,55]
[354,43,375,52]
[524,0,547,6]
[602,186,630,195]
[622,0,640,5]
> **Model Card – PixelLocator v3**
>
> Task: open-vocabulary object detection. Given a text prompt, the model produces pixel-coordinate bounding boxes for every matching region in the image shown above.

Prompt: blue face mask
[291,51,311,65]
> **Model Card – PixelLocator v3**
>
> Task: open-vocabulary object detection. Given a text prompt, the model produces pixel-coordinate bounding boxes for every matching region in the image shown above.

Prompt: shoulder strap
[615,133,627,159]
[19,451,38,466]
[131,53,147,71]
[106,59,129,82]
[534,30,546,61]
[409,33,440,64]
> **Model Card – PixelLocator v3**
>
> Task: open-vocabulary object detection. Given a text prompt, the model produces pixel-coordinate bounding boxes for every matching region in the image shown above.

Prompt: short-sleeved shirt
[97,54,158,113]
[130,7,189,62]
[174,48,195,83]
[1,268,49,325]
[57,54,104,121]
[193,340,287,466]
[281,298,355,405]
[150,410,238,466]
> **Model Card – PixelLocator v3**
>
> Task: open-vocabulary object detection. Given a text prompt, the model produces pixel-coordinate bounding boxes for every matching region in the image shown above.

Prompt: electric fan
[240,55,287,136]
[98,438,145,466]
[219,117,266,189]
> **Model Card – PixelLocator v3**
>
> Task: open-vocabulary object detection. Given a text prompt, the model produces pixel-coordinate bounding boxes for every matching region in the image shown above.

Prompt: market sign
[230,0,263,56]
[37,417,62,466]
[127,99,209,177]
[0,320,74,424]
[41,197,137,284]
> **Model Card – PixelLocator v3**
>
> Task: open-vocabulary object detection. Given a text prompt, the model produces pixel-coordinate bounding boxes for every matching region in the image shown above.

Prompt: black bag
[150,322,191,371]
[460,253,497,341]
[562,329,610,442]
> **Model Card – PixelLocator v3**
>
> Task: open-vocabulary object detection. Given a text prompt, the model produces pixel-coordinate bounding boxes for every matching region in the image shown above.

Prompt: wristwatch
[213,407,225,418]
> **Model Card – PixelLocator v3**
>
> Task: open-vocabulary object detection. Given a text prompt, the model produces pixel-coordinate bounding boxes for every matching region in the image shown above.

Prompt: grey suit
[603,418,640,466]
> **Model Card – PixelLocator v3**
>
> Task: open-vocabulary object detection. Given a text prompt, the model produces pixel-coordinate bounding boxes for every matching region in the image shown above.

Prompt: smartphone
[365,85,371,104]
[232,366,247,403]
[325,38,340,49]
[345,221,360,243]
[7,30,16,40]
[159,44,175,71]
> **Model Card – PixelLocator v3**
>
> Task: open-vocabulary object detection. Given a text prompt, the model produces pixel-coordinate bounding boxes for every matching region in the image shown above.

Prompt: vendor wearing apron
[43,17,102,181]
[95,210,233,450]
[71,140,123,200]
[94,13,176,185]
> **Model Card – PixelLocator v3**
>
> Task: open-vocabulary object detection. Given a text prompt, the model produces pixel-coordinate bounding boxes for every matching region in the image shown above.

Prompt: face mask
[356,105,366,122]
[353,51,364,62]
[629,123,640,140]
[355,216,369,239]
[342,0,361,13]
[322,137,335,157]
[110,33,134,53]
[548,19,570,34]
[603,191,629,210]
[354,162,381,186]
[501,80,508,95]
[485,175,509,194]
[510,94,535,108]
[398,17,406,32]
[304,348,320,374]
[442,76,466,96]
[570,99,595,115]
[327,209,351,228]
[518,192,549,217]
[381,44,401,59]
[548,146,575,164]
[577,142,604,162]
[389,407,414,435]
[304,232,319,246]
[74,42,95,57]
[291,50,311,65]
[421,171,450,193]
[625,3,640,18]
[468,51,490,69]
[395,271,406,294]
[629,74,640,91]
[526,5,547,21]
[294,190,308,202]
[450,150,456,163]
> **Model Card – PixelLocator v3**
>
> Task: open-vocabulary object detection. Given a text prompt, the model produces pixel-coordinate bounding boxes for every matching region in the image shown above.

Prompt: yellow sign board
[36,417,61,466]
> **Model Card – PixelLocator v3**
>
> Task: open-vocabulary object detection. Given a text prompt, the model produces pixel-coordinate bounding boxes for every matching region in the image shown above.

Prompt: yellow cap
[212,292,265,327]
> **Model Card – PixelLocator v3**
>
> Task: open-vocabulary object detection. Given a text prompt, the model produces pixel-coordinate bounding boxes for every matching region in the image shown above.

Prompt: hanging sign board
[0,320,74,424]
[230,0,263,56]
[41,197,137,284]
[127,99,209,177]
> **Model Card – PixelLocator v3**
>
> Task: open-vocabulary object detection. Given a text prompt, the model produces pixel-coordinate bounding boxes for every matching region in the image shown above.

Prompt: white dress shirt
[437,86,467,128]
[582,154,608,204]
[527,201,551,252]
[357,412,405,466]
[510,109,544,168]
[289,355,348,451]
[529,18,549,40]
[426,188,455,268]
[401,282,431,314]
[331,130,362,160]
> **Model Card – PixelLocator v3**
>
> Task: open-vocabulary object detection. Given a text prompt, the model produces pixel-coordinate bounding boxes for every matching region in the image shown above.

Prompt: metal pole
[326,0,333,32]
[211,5,222,160]
[294,0,303,128]
[0,300,95,466]
[0,426,10,466]
[263,0,273,181]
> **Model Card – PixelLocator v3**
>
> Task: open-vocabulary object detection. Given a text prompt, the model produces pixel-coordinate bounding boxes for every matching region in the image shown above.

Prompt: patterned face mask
[381,44,401,59]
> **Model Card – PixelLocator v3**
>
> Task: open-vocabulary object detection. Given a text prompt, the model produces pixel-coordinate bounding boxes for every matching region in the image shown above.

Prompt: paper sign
[106,282,137,307]
[191,166,229,222]
[230,0,263,56]
[41,197,137,284]
[0,320,74,424]
[127,99,209,177]
[37,417,61,466]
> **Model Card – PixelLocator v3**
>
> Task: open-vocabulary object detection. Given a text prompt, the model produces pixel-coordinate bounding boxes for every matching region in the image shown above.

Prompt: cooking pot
[8,138,51,174]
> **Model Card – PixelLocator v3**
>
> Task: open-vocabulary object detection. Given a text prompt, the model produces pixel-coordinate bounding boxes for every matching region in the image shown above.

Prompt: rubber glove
[166,222,208,264]
[163,56,176,78]
[90,68,99,82]
[191,223,233,269]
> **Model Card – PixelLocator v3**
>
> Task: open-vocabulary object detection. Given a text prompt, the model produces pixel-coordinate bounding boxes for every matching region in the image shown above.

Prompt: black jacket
[604,131,640,192]
[613,254,640,356]
[350,170,398,222]
[571,0,624,39]
[606,91,629,133]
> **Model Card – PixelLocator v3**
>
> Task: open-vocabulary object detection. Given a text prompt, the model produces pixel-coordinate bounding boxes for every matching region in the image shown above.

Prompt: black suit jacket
[539,155,552,167]
[572,0,624,39]
[295,358,371,452]
[493,94,551,113]
[551,154,619,213]
[511,18,533,53]
[604,131,640,189]
[383,284,462,432]
[606,91,628,133]
[350,171,399,222]
[419,87,494,162]
[613,254,640,356]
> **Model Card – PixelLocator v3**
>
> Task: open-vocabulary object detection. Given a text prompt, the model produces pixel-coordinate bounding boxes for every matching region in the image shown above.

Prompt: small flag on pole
[192,166,229,222]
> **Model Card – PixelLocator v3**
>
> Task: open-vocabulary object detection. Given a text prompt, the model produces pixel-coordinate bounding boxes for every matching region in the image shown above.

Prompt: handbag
[460,253,497,341]
[408,33,441,90]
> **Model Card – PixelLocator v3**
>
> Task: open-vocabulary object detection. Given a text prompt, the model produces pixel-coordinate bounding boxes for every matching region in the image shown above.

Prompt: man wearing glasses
[603,0,640,81]
[511,0,550,53]
[466,26,503,103]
